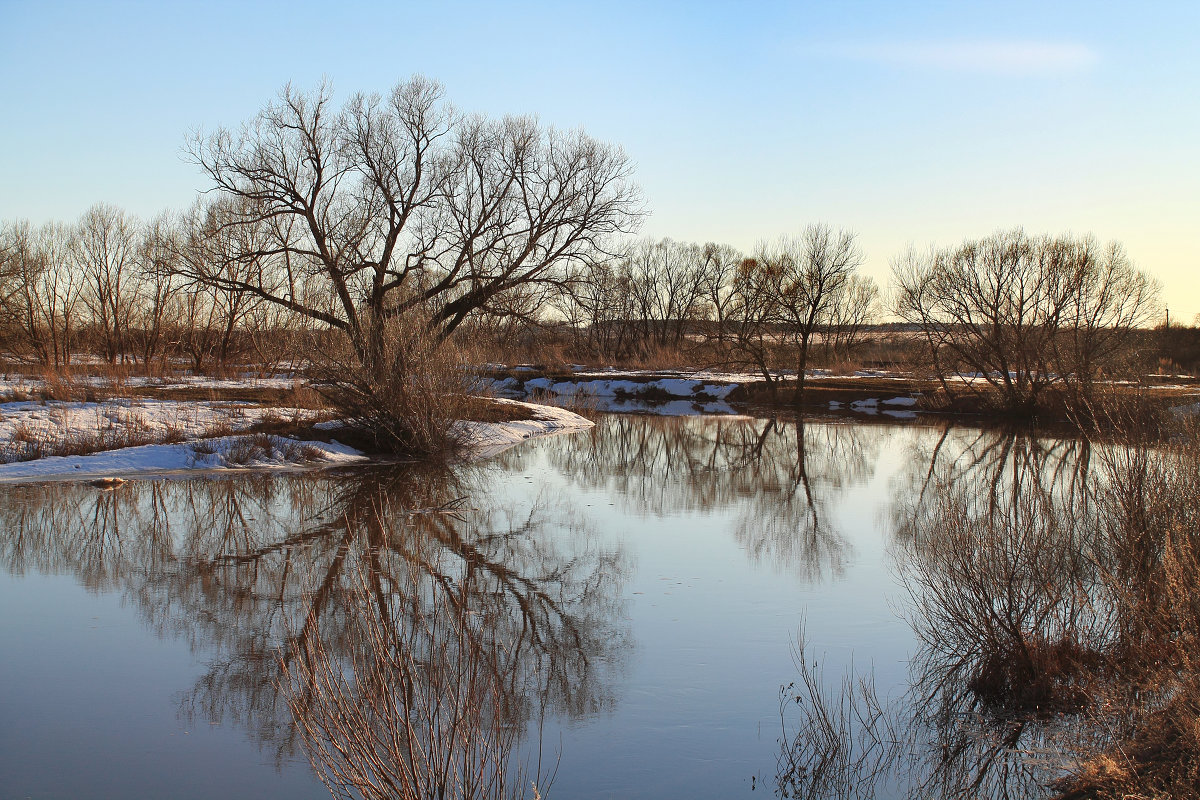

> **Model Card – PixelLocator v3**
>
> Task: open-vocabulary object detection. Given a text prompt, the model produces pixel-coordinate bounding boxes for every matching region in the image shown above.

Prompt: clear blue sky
[2,0,1197,319]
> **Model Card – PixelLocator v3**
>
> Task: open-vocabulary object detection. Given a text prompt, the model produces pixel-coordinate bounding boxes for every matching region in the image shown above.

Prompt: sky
[2,0,1197,320]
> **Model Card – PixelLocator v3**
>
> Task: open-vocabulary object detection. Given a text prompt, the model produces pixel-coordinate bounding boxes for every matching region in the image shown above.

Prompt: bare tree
[893,229,1159,414]
[1057,237,1159,403]
[554,256,639,359]
[185,77,642,369]
[822,273,880,366]
[753,224,867,401]
[0,220,83,367]
[621,238,709,352]
[76,203,140,364]
[172,199,281,370]
[696,242,744,345]
[132,213,182,369]
[723,255,782,387]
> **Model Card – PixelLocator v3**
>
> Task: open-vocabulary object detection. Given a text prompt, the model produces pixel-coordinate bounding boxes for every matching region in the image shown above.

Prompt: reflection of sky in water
[0,574,327,799]
[464,416,930,797]
[0,415,1065,799]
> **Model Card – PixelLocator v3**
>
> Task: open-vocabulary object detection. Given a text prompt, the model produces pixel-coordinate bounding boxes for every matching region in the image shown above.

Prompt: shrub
[310,314,477,458]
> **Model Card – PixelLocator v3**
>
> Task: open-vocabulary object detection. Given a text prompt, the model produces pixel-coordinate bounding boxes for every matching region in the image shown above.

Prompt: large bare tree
[185,77,642,366]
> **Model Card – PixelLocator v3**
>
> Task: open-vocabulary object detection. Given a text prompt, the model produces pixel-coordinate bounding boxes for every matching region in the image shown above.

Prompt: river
[0,413,1104,799]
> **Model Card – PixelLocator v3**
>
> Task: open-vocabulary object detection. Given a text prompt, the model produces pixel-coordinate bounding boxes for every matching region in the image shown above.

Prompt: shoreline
[0,397,594,484]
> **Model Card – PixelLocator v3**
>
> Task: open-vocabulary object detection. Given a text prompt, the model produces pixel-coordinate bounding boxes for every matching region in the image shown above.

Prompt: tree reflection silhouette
[779,424,1120,800]
[529,414,881,582]
[0,465,628,799]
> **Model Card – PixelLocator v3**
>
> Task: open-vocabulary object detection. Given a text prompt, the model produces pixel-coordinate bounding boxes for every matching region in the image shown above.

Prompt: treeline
[0,202,1178,411]
[0,203,295,373]
[549,228,880,397]
[0,206,883,393]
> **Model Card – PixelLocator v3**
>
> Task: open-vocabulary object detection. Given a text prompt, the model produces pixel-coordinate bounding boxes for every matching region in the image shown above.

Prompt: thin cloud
[809,40,1099,75]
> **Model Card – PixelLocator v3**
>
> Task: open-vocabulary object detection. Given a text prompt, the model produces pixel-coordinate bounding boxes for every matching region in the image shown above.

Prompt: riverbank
[0,394,593,483]
[482,364,1200,424]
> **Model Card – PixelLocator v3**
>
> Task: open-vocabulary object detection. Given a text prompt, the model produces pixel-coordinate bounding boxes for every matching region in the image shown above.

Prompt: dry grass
[0,418,189,463]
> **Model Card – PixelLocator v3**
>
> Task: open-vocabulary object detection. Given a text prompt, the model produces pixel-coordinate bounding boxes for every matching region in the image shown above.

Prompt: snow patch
[489,376,738,404]
[457,399,594,458]
[0,399,319,448]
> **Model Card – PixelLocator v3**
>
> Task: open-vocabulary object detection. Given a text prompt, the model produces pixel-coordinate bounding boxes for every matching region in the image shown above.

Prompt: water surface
[0,414,1093,798]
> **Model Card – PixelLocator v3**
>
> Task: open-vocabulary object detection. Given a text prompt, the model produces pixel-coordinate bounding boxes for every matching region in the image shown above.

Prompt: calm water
[0,414,1097,799]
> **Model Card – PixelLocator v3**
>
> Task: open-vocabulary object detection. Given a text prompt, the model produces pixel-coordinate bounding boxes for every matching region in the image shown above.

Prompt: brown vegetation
[777,411,1200,799]
[0,417,188,464]
[309,316,483,456]
[893,229,1160,417]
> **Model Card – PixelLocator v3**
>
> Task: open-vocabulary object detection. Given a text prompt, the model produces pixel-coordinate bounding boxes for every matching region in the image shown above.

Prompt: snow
[456,399,594,458]
[0,373,301,399]
[882,396,919,407]
[0,399,320,446]
[1170,402,1200,417]
[0,396,594,482]
[486,376,738,403]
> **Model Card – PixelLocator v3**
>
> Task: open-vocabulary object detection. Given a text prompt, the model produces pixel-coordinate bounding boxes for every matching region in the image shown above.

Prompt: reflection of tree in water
[527,414,881,581]
[891,423,1095,548]
[0,465,628,799]
[778,425,1127,800]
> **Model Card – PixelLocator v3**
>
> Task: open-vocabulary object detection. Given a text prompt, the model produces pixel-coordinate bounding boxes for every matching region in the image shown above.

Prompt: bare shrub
[221,433,302,466]
[40,369,90,402]
[311,315,477,457]
[297,443,326,462]
[885,411,1200,799]
[190,439,218,456]
[777,629,900,799]
[1051,416,1200,799]
[283,382,324,411]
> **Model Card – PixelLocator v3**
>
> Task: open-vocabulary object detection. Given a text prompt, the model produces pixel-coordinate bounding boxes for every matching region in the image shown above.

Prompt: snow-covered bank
[457,398,594,459]
[0,373,302,401]
[0,398,319,445]
[485,368,927,418]
[0,397,593,482]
